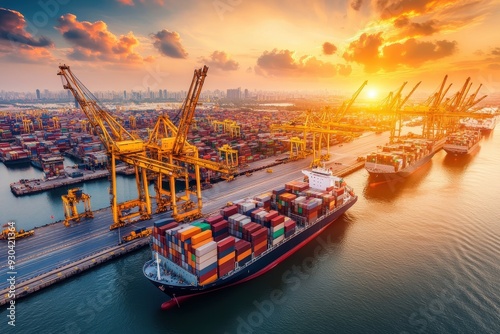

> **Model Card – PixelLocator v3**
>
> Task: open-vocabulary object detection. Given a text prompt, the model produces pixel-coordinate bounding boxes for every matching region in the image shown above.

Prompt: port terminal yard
[0,132,387,306]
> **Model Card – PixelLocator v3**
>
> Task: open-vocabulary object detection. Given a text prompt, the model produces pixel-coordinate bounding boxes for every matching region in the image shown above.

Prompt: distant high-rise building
[244,89,249,99]
[226,88,241,100]
[158,89,162,99]
[163,89,167,99]
[123,90,127,100]
[36,89,40,99]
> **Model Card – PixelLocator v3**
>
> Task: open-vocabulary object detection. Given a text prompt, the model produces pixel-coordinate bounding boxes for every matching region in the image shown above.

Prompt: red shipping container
[235,239,252,253]
[199,267,217,283]
[214,233,229,242]
[212,220,229,232]
[217,236,236,252]
[264,210,279,222]
[284,220,296,232]
[270,215,285,227]
[218,259,235,276]
[206,214,224,226]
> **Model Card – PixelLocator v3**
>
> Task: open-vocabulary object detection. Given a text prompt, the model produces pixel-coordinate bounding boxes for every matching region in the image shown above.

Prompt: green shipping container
[272,228,284,239]
[192,222,211,231]
[191,253,196,262]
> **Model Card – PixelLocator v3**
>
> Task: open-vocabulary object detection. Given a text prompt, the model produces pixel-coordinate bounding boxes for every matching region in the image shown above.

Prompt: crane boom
[57,65,143,154]
[173,65,208,155]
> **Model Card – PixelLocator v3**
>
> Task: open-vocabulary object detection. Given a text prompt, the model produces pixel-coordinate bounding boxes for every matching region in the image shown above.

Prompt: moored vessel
[364,137,445,178]
[443,130,481,155]
[143,166,357,308]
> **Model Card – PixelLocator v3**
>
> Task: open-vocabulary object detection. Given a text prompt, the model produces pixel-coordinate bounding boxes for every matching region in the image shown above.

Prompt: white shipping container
[195,254,217,270]
[195,248,217,265]
[194,240,217,257]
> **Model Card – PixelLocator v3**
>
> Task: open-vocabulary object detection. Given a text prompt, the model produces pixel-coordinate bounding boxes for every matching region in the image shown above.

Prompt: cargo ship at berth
[443,131,481,155]
[143,167,357,309]
[364,137,445,178]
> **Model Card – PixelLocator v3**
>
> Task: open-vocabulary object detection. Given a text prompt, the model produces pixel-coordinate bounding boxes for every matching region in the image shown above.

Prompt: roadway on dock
[0,132,389,295]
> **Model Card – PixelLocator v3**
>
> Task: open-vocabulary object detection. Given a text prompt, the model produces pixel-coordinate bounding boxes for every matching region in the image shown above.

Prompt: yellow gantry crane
[146,66,237,221]
[58,64,187,229]
[62,188,93,226]
[399,76,489,140]
[270,82,367,167]
[218,144,239,168]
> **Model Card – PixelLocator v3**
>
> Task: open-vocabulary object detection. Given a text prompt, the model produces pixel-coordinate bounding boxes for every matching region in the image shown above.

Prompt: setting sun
[366,88,378,99]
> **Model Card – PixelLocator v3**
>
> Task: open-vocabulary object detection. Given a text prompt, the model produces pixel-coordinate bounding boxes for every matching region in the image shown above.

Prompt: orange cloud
[255,49,350,78]
[56,14,146,63]
[200,51,238,71]
[151,29,188,59]
[375,0,445,20]
[343,32,458,72]
[393,16,439,38]
[0,43,54,63]
[342,33,383,73]
[0,8,53,47]
[322,42,337,55]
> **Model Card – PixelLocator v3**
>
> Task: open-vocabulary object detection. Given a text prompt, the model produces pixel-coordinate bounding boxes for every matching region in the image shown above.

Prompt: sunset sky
[1,0,499,97]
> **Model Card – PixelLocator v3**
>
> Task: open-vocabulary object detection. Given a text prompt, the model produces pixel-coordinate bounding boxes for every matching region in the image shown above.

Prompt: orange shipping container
[191,230,213,245]
[199,273,218,285]
[179,226,202,241]
[236,248,252,262]
[218,251,235,266]
[192,237,214,251]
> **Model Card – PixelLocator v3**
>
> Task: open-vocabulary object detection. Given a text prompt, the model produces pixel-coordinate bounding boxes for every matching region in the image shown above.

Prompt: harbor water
[1,130,499,334]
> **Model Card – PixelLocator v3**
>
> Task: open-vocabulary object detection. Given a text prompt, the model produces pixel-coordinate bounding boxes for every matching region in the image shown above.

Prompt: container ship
[364,137,445,178]
[1,149,31,166]
[443,131,481,155]
[143,167,357,309]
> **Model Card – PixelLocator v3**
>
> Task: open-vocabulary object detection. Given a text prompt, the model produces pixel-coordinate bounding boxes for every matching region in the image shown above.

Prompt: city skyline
[0,1,499,99]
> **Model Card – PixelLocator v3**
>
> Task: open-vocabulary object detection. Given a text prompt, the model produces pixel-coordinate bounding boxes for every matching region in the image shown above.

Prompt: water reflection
[362,161,433,202]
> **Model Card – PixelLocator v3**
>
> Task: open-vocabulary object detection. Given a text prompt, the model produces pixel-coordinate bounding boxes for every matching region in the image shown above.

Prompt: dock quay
[0,132,388,306]
[9,165,132,196]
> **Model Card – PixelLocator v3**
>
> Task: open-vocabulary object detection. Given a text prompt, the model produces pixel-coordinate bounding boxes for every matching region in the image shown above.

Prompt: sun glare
[367,88,378,99]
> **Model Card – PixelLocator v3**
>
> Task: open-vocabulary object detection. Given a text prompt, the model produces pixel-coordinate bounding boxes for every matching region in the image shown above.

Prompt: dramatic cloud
[56,14,147,63]
[0,42,54,63]
[151,29,188,59]
[375,0,435,20]
[201,51,239,71]
[343,32,457,72]
[351,0,363,11]
[382,39,457,69]
[255,49,350,78]
[343,33,384,73]
[322,42,337,55]
[0,8,53,47]
[393,16,439,38]
[491,48,500,56]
